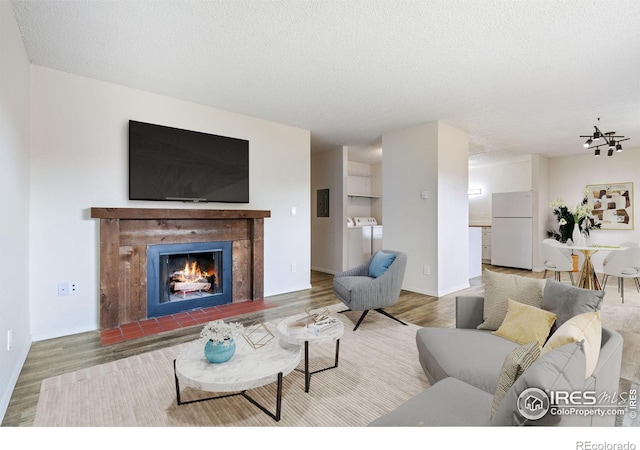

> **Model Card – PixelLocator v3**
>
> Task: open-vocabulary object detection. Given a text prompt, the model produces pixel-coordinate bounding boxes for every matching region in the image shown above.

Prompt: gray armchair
[333,250,408,331]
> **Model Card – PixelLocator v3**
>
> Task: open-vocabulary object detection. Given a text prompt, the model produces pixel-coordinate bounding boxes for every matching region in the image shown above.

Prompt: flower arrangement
[547,189,601,243]
[200,320,245,347]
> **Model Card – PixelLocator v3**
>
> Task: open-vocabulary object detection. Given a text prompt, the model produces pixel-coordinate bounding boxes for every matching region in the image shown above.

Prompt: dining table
[563,244,623,290]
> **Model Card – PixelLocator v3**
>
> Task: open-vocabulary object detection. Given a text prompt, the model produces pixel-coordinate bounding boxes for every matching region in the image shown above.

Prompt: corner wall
[382,121,469,296]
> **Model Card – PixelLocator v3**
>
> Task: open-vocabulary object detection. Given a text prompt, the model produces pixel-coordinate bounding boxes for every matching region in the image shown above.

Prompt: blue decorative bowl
[204,338,236,363]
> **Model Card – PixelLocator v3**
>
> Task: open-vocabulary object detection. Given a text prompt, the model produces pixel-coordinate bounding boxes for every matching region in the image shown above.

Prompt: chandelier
[580,118,630,156]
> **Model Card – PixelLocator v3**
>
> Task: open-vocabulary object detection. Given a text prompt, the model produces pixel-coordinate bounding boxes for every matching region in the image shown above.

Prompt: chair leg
[543,269,547,279]
[344,308,408,331]
[634,277,640,293]
[374,309,408,326]
[568,272,575,286]
[602,275,609,290]
[621,278,625,304]
[352,310,370,331]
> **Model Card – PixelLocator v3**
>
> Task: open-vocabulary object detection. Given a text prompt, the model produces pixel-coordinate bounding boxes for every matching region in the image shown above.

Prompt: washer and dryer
[347,217,383,269]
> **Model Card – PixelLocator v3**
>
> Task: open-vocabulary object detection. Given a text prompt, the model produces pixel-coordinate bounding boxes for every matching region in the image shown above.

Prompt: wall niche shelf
[348,170,375,178]
[348,193,380,199]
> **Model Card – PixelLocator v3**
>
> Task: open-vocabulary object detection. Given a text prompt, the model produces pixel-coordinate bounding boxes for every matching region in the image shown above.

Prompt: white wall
[0,1,32,421]
[468,157,533,225]
[29,66,311,341]
[383,121,469,297]
[370,162,383,221]
[311,147,346,274]
[531,155,550,271]
[547,149,640,272]
[436,122,471,295]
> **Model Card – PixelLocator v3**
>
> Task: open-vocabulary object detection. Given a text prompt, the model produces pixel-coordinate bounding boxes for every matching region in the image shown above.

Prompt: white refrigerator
[491,191,535,270]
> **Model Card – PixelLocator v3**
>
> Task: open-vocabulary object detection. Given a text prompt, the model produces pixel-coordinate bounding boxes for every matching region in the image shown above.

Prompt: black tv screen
[128,120,249,203]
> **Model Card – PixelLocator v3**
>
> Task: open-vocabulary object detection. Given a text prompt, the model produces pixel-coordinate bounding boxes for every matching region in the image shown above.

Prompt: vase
[571,224,583,246]
[204,338,236,363]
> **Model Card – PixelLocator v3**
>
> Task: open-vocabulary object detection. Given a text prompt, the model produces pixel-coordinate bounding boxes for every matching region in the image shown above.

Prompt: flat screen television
[128,120,249,203]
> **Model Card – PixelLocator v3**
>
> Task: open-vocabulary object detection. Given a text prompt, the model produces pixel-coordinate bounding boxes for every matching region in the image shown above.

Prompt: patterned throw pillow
[491,341,541,418]
[478,270,546,331]
[491,341,586,426]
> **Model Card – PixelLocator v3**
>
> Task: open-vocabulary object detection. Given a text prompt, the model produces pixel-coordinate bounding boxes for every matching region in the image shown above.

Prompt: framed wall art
[586,182,634,230]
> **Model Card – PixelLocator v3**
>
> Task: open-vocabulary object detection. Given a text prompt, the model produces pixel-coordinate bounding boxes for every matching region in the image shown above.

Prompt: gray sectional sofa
[370,272,625,427]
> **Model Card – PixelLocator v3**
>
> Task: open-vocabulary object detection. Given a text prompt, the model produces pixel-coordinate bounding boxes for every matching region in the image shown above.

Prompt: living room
[2,0,639,444]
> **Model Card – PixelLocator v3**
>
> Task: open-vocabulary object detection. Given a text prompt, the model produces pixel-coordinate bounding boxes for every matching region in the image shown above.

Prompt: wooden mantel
[90,207,271,330]
[90,207,271,220]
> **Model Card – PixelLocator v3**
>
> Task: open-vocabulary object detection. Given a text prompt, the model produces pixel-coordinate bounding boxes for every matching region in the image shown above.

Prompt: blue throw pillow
[368,251,396,278]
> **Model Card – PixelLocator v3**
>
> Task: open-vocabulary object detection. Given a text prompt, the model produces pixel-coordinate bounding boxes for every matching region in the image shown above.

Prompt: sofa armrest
[456,296,484,329]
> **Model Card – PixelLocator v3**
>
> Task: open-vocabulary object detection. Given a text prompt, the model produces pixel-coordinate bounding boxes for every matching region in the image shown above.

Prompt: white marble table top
[275,312,344,346]
[175,334,301,393]
[562,244,623,252]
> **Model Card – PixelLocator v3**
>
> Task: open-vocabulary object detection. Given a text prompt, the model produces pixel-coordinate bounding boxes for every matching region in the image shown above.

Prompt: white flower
[200,320,244,346]
[559,218,567,225]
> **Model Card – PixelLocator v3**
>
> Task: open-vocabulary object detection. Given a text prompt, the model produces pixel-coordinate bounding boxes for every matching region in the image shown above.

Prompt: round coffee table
[174,334,301,421]
[275,313,344,393]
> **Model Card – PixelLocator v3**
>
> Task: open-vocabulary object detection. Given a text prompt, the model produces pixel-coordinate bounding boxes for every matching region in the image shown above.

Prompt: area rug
[33,307,430,426]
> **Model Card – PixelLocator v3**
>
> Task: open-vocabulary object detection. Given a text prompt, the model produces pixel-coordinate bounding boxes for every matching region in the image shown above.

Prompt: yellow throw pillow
[492,298,557,346]
[541,311,602,378]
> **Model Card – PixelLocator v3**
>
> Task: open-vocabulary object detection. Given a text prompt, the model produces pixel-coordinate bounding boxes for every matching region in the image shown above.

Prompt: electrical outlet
[291,263,297,273]
[423,265,431,275]
[7,330,12,351]
[71,282,77,293]
[58,282,70,296]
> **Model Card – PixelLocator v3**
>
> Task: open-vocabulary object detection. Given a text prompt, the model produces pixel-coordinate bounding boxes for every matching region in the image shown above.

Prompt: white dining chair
[601,246,640,303]
[541,239,575,285]
[602,241,639,269]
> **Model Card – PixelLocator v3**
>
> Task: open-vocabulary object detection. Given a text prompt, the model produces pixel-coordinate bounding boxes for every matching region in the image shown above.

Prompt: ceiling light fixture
[581,118,630,157]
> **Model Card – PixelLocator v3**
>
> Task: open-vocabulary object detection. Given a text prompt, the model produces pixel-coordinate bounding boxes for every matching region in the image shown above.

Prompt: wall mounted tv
[129,120,249,203]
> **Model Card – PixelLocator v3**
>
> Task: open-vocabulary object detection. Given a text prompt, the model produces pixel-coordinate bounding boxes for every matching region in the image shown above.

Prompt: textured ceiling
[11,0,640,166]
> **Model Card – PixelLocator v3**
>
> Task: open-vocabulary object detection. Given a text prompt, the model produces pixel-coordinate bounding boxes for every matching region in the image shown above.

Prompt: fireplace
[90,208,270,330]
[146,241,232,318]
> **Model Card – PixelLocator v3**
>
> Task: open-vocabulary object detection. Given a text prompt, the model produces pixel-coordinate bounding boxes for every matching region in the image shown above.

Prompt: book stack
[309,317,339,335]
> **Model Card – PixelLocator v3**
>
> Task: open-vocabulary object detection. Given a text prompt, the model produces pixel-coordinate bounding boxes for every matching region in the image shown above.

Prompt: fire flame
[173,260,212,283]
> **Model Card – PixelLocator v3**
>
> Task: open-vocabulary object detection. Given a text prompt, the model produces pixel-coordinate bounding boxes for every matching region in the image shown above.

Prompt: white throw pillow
[541,311,602,378]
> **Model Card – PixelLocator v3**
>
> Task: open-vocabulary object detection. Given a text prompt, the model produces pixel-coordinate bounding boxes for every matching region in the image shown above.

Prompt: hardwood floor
[2,265,637,427]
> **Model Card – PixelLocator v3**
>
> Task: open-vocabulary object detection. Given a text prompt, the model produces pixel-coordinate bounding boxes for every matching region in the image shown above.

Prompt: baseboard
[311,266,338,275]
[401,282,471,298]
